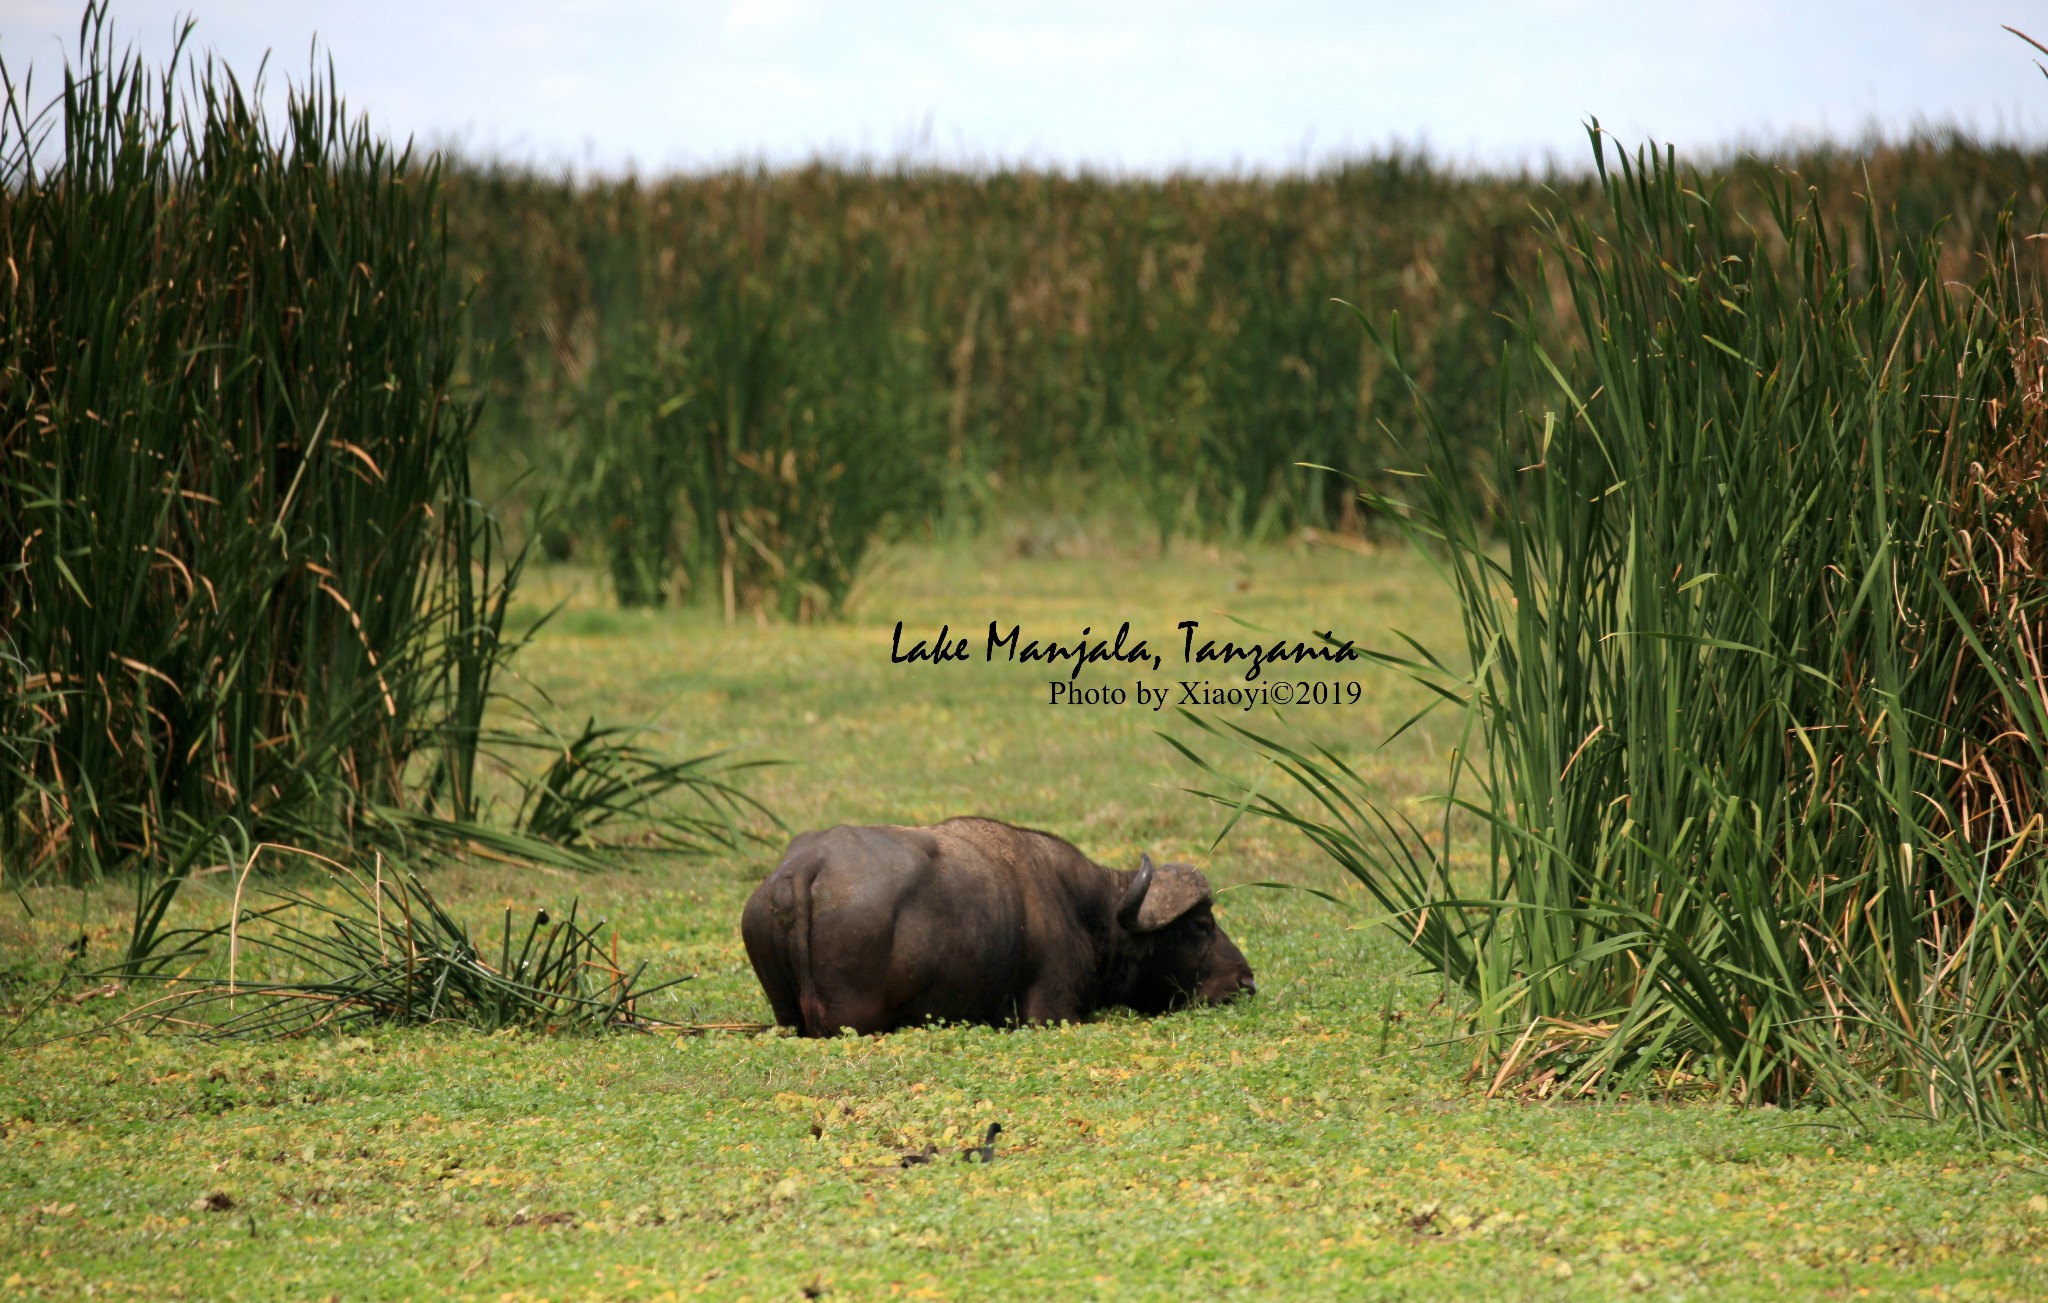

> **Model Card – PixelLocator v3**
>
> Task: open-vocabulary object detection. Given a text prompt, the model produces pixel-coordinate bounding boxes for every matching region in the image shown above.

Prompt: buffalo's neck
[1020,842,1150,1015]
[1095,938,1152,1011]
[1084,866,1151,1012]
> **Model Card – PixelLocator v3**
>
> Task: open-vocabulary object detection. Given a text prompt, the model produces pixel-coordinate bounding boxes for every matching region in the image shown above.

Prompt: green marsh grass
[0,13,503,888]
[448,156,1555,588]
[449,137,2048,603]
[1188,131,2048,1135]
[0,12,767,960]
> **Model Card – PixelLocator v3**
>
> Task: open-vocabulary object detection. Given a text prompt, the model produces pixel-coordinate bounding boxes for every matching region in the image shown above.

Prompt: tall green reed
[448,141,2048,576]
[1,10,485,883]
[1183,131,2048,1135]
[655,225,940,619]
[447,157,1552,571]
[0,11,769,947]
[479,174,943,615]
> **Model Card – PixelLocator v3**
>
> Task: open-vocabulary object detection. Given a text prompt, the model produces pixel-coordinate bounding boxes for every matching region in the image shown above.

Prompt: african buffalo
[741,817,1255,1036]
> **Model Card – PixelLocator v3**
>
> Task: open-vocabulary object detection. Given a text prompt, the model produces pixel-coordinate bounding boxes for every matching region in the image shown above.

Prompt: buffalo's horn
[1117,854,1156,932]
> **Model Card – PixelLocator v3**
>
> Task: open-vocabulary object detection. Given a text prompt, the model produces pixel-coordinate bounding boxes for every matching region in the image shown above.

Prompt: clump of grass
[1186,127,2048,1136]
[121,848,693,1037]
[509,717,778,851]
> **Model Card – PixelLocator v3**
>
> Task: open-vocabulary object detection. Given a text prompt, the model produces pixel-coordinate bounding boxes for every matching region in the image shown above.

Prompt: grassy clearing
[6,540,2048,1299]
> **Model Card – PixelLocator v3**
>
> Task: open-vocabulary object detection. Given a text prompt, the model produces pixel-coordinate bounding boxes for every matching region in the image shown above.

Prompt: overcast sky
[4,2,2047,175]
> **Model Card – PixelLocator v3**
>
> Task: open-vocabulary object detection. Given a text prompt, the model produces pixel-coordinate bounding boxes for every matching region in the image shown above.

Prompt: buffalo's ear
[1130,861,1214,933]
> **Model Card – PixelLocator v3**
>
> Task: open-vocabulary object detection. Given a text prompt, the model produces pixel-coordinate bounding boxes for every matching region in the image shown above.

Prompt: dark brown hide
[740,817,1255,1036]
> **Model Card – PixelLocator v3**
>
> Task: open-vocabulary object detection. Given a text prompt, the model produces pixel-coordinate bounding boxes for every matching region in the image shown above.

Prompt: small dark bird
[961,1123,1002,1163]
[897,1143,938,1168]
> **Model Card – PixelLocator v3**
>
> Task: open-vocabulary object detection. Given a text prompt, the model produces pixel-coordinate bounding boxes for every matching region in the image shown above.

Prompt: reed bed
[0,11,766,952]
[448,157,1552,605]
[1186,129,2048,1135]
[447,138,2048,611]
[0,13,486,889]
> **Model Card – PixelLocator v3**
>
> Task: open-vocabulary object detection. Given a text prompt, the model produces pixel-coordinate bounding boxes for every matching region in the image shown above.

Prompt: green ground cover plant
[5,541,2048,1299]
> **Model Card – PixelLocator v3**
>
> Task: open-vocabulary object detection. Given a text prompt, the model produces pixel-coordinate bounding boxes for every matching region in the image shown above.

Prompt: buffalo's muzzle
[1207,973,1255,1004]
